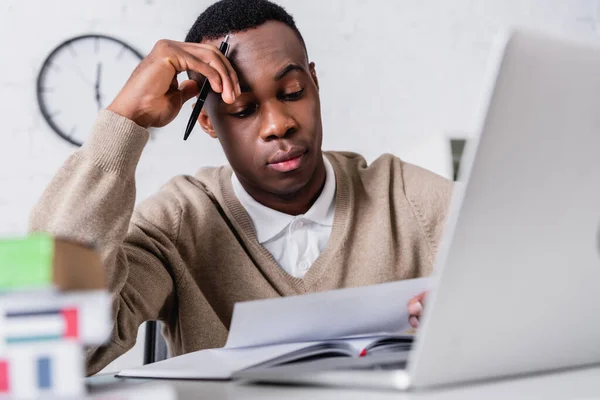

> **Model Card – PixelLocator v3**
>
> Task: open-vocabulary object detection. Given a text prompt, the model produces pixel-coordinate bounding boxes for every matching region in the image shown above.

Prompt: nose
[258,101,298,141]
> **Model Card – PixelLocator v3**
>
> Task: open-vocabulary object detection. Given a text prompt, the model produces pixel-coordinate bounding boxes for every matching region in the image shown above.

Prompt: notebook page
[226,277,431,349]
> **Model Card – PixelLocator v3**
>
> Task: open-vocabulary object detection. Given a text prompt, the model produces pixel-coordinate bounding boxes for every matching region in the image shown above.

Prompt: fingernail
[409,316,420,329]
[408,301,423,315]
[237,83,242,96]
[231,90,236,102]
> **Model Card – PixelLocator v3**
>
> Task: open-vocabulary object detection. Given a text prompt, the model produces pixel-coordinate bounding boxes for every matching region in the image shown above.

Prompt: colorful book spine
[0,235,111,398]
[4,307,79,344]
[0,290,112,346]
[0,291,111,398]
[0,341,84,398]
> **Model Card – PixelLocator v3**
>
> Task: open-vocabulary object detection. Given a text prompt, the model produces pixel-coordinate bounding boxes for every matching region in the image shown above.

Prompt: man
[30,0,451,375]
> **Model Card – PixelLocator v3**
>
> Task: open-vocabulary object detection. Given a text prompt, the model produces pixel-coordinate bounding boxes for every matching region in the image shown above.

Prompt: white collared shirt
[232,157,336,278]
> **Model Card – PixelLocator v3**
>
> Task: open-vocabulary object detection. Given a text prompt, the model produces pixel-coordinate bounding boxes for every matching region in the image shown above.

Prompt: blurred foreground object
[0,234,105,291]
[0,234,111,399]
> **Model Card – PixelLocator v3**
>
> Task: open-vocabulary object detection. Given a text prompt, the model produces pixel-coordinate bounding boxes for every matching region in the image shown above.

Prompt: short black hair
[185,0,306,51]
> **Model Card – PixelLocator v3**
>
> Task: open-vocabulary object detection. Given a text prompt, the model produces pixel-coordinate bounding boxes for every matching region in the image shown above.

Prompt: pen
[183,35,230,141]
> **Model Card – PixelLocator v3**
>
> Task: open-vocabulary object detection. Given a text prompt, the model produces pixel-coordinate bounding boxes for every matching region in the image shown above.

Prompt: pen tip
[224,34,230,43]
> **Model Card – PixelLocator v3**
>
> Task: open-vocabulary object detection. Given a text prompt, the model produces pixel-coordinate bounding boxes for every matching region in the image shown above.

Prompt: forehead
[203,21,307,81]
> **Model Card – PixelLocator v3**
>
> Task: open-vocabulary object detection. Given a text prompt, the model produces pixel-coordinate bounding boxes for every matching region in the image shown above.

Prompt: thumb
[408,291,428,306]
[179,80,200,103]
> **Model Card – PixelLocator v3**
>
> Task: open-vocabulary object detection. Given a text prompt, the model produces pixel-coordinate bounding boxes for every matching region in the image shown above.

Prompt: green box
[0,234,54,290]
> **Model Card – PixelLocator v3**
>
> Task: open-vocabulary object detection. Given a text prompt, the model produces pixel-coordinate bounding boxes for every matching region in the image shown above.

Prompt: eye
[230,104,257,119]
[281,88,305,101]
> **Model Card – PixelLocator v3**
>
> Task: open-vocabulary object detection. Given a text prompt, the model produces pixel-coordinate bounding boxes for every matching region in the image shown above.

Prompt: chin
[269,174,313,197]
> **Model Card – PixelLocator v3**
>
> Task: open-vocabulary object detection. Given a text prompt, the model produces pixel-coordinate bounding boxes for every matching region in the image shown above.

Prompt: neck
[240,158,327,216]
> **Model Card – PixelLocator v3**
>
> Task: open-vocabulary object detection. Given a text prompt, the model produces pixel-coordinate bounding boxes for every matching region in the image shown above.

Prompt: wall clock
[36,34,144,147]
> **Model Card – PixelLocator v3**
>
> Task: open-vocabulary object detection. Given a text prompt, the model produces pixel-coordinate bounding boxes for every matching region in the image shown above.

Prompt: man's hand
[107,39,241,129]
[408,291,428,329]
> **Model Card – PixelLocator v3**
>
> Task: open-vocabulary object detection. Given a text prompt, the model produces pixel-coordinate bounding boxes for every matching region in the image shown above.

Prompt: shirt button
[299,261,310,271]
[291,219,304,230]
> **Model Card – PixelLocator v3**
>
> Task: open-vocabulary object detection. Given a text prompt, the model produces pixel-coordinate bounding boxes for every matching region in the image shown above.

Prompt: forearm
[29,110,160,373]
[29,110,149,273]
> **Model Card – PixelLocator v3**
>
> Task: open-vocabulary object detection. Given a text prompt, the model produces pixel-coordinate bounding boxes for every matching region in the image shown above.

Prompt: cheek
[298,93,322,135]
[215,120,262,168]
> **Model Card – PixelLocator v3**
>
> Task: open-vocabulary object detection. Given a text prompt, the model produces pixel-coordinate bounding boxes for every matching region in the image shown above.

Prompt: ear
[309,62,319,91]
[198,108,217,139]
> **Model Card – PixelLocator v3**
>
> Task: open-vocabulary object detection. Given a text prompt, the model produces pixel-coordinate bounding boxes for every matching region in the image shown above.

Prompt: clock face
[37,35,144,146]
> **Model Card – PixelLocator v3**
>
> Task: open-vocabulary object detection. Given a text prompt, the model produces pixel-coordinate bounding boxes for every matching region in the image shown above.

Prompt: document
[117,277,431,380]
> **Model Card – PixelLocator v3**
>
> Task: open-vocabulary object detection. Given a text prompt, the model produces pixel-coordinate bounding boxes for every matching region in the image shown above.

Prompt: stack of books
[0,235,111,398]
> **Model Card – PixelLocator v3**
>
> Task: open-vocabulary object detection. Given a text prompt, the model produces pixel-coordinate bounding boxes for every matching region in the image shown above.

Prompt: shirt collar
[231,156,336,244]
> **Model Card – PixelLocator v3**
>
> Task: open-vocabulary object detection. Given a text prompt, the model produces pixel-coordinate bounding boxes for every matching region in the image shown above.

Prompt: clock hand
[95,62,103,109]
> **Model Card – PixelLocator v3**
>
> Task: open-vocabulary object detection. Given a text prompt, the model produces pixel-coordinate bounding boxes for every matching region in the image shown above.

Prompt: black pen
[183,35,230,141]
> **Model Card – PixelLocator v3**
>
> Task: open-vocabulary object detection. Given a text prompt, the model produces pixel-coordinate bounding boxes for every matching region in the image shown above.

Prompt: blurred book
[0,234,105,292]
[0,235,111,399]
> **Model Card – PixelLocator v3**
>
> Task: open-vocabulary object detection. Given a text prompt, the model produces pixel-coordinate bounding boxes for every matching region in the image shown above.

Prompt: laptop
[233,28,600,390]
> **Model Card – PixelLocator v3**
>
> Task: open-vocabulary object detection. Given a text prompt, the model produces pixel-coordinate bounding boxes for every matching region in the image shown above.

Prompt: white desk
[87,365,600,400]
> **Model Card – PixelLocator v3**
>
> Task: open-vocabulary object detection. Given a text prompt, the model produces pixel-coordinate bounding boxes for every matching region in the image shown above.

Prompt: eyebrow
[274,63,305,81]
[237,63,306,93]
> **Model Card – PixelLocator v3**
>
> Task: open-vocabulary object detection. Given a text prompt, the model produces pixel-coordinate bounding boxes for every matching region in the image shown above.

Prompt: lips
[267,147,307,173]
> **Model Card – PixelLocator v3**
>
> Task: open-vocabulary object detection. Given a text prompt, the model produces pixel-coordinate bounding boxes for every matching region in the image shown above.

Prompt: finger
[179,80,200,103]
[409,316,420,329]
[151,42,224,95]
[181,42,241,96]
[188,54,235,103]
[153,41,235,103]
[408,291,428,306]
[228,62,241,97]
[172,54,224,96]
[211,46,241,96]
[179,43,238,103]
[407,300,423,317]
[169,75,179,92]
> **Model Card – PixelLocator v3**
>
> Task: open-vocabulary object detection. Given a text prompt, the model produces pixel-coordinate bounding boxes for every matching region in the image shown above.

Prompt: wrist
[107,101,152,129]
[84,110,150,175]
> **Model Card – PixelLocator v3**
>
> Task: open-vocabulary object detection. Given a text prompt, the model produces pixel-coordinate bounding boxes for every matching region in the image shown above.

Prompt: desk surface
[87,365,600,400]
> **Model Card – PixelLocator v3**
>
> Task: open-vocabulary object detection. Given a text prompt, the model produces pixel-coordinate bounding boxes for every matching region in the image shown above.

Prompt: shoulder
[326,151,453,253]
[325,151,452,196]
[398,159,453,207]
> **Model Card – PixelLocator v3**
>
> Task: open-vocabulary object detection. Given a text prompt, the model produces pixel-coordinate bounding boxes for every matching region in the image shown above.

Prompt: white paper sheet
[118,278,431,380]
[226,277,431,348]
[117,342,318,379]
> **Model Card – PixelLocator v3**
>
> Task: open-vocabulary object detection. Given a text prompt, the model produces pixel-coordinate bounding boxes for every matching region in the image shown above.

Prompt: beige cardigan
[30,110,452,375]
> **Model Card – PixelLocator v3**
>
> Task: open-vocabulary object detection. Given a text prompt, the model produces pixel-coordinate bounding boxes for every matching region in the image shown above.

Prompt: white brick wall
[1,0,599,372]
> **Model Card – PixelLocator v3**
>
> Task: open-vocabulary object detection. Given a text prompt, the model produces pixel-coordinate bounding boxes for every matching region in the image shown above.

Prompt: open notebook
[117,277,430,380]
